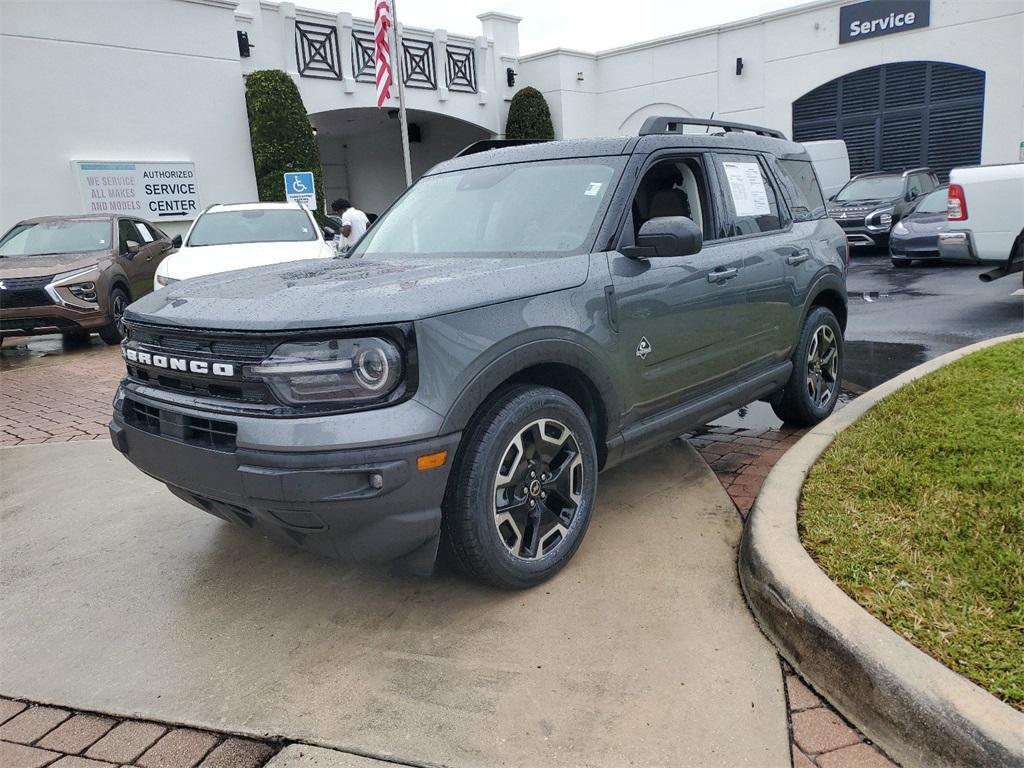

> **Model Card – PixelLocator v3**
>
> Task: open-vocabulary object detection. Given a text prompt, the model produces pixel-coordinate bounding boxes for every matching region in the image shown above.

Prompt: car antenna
[706,112,714,134]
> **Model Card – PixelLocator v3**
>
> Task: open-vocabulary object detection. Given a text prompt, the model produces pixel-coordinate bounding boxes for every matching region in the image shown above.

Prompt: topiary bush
[505,86,555,140]
[244,70,324,223]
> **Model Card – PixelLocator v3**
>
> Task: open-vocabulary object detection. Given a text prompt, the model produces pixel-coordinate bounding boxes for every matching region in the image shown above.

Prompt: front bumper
[0,303,109,336]
[832,220,888,248]
[110,386,460,573]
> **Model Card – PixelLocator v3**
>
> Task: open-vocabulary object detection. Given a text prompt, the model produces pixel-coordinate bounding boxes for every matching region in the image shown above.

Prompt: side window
[628,156,715,242]
[117,219,138,253]
[919,174,937,193]
[907,175,924,198]
[714,153,785,236]
[773,159,826,222]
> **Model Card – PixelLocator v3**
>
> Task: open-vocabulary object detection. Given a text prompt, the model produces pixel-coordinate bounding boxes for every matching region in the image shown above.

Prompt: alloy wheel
[112,293,127,336]
[492,418,584,560]
[806,325,839,409]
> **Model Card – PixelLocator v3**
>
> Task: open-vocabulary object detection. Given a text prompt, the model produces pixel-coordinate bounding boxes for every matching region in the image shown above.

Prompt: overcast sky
[297,0,809,55]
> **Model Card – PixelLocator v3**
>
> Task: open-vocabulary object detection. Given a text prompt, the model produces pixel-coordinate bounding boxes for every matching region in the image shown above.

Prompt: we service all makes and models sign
[74,161,201,221]
[839,0,930,44]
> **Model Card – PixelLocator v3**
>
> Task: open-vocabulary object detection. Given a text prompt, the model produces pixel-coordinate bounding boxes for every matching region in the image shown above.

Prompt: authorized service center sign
[73,161,201,221]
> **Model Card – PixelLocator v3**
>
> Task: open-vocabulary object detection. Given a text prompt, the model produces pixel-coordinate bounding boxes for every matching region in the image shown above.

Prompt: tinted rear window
[775,159,827,221]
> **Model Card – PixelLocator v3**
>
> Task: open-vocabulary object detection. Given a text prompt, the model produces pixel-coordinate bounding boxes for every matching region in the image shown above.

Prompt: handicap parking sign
[283,171,316,207]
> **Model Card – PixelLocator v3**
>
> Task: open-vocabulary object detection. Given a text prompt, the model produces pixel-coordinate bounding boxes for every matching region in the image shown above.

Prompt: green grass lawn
[800,338,1024,710]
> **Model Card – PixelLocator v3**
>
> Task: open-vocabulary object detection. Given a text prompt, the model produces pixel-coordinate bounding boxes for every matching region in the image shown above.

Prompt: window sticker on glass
[722,161,771,217]
[584,182,603,196]
[134,222,154,243]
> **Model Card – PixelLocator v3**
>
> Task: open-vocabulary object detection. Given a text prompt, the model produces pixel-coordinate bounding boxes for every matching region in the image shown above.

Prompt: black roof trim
[455,139,551,157]
[638,116,787,140]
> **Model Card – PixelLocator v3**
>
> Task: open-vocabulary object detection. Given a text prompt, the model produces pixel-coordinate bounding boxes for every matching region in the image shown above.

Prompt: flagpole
[390,0,413,187]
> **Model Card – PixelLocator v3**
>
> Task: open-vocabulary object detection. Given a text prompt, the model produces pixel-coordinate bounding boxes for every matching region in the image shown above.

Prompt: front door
[608,154,750,423]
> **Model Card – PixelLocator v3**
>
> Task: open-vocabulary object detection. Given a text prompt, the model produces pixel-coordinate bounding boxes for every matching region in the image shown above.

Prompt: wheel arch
[804,276,848,332]
[440,341,621,469]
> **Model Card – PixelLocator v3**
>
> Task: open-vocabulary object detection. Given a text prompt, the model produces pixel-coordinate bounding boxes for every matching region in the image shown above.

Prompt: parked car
[0,214,177,344]
[939,163,1024,284]
[889,185,948,267]
[827,168,940,249]
[802,140,850,200]
[111,117,848,589]
[153,202,334,290]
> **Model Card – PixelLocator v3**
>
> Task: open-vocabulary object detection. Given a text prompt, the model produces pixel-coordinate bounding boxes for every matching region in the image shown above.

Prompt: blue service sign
[839,0,929,44]
[284,171,315,198]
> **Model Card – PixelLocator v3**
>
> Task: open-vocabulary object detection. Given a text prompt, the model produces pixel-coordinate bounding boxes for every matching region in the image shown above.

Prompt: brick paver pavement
[1,339,897,766]
[0,698,277,768]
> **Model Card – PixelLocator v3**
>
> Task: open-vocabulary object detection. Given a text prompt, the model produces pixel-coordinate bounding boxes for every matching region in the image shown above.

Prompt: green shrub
[244,70,324,223]
[505,86,555,140]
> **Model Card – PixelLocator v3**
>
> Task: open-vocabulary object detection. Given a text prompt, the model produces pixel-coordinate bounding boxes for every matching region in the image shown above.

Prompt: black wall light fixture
[735,57,744,76]
[237,30,253,58]
[506,67,517,87]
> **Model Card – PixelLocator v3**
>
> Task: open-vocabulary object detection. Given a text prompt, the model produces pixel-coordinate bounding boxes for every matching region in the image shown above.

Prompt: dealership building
[1,0,1022,235]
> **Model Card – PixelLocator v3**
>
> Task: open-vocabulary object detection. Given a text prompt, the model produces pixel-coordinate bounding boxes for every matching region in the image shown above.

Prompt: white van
[939,163,1024,283]
[801,140,851,200]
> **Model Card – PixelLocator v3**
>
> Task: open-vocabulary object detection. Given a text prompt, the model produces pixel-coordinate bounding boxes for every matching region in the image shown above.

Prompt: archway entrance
[310,108,491,217]
[792,62,985,181]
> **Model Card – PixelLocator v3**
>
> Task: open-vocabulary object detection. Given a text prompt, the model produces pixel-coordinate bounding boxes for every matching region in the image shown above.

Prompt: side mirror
[323,226,337,239]
[124,241,140,257]
[905,192,914,202]
[171,234,183,248]
[624,216,702,259]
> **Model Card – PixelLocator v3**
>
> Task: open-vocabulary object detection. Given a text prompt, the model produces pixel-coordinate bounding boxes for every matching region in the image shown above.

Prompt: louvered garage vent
[792,61,985,182]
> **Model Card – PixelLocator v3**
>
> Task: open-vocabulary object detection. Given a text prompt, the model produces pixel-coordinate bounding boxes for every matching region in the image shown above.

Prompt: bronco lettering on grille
[124,346,236,377]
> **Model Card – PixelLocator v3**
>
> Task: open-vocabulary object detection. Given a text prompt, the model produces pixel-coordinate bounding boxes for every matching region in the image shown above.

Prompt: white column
[279,2,297,74]
[337,11,355,93]
[433,28,449,103]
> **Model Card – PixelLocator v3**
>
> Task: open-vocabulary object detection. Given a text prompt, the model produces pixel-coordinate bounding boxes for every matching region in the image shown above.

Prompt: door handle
[786,249,811,266]
[708,267,738,283]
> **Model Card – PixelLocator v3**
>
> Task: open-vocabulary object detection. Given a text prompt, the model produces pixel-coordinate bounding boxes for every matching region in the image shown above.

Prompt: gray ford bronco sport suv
[110,117,847,589]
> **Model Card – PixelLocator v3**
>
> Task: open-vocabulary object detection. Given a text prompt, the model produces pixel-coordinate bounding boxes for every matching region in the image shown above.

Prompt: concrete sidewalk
[1,439,788,768]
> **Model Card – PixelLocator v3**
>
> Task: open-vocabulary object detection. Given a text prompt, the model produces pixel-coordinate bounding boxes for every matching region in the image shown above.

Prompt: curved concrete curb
[739,333,1024,768]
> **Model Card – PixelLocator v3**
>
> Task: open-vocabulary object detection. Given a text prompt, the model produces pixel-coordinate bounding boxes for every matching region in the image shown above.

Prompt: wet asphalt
[2,250,1022,429]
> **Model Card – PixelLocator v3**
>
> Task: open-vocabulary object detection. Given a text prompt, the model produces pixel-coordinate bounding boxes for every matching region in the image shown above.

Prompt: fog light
[369,473,384,489]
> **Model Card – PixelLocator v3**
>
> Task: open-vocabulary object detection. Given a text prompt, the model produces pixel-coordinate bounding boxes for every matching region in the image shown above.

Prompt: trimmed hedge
[244,70,324,222]
[505,86,555,140]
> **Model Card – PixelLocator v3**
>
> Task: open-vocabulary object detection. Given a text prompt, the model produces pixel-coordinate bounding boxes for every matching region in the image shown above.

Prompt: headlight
[155,274,179,287]
[245,338,403,405]
[866,206,895,231]
[67,281,97,301]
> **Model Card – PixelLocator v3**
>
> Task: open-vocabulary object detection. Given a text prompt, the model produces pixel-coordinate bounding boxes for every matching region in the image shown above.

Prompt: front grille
[124,321,276,405]
[1,289,53,309]
[123,397,237,451]
[1,275,54,290]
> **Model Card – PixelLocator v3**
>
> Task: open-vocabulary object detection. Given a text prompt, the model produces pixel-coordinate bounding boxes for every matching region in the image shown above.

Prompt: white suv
[154,202,334,290]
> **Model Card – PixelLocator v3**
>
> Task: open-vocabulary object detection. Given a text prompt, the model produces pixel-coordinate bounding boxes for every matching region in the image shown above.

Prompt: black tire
[771,306,843,427]
[98,287,130,345]
[441,385,598,589]
[891,257,913,268]
[61,330,91,344]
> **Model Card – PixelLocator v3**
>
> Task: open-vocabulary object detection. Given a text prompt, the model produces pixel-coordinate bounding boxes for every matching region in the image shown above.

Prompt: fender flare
[439,337,624,438]
[802,271,848,329]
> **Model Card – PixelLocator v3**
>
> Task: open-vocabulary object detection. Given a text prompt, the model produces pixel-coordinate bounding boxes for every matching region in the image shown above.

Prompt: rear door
[608,152,750,420]
[706,151,797,370]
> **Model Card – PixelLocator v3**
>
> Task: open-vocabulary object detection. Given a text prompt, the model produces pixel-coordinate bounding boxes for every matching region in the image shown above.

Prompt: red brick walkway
[1,341,896,767]
[0,698,275,768]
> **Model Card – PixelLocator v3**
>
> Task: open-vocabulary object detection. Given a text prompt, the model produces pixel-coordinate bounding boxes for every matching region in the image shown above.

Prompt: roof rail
[638,116,787,140]
[455,139,551,157]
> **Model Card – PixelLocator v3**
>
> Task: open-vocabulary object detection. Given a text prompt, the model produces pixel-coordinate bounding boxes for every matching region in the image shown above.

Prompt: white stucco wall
[0,0,258,236]
[519,0,1024,166]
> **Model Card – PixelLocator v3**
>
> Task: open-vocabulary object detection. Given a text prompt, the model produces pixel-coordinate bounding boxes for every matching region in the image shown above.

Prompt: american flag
[374,0,393,108]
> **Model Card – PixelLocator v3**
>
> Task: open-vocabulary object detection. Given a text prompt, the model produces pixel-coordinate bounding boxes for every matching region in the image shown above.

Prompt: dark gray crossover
[110,117,848,588]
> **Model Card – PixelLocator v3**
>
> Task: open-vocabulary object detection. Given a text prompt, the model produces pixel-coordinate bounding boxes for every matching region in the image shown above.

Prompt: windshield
[0,220,111,257]
[834,175,904,202]
[350,159,622,258]
[188,209,316,247]
[915,186,948,214]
